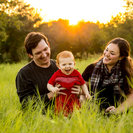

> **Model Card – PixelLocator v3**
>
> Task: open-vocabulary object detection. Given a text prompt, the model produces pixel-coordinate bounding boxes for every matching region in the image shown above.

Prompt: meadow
[0,55,133,133]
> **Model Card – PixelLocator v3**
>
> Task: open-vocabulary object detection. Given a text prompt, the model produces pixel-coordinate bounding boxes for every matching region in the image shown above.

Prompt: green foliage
[1,0,133,63]
[39,20,105,59]
[101,0,133,54]
[0,0,42,63]
[1,59,133,133]
[124,0,133,19]
[37,0,133,59]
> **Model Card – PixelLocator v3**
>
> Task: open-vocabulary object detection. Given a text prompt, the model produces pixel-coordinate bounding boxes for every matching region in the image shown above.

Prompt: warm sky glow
[24,0,126,25]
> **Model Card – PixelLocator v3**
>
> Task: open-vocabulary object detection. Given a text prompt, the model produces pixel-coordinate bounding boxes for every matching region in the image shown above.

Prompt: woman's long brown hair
[108,37,133,79]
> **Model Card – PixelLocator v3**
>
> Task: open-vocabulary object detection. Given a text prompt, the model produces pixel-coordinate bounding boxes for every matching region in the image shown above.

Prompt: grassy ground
[0,56,133,133]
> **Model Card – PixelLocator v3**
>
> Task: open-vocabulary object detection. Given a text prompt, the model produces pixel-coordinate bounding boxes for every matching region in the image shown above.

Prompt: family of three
[16,31,133,115]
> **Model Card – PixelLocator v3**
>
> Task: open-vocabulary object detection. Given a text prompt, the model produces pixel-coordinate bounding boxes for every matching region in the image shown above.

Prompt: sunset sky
[24,0,126,25]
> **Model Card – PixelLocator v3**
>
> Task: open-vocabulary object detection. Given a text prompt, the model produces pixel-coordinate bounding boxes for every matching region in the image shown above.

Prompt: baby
[47,51,91,116]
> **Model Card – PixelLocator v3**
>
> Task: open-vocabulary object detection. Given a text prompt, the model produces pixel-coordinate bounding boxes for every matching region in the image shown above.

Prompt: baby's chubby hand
[85,93,92,100]
[52,87,60,93]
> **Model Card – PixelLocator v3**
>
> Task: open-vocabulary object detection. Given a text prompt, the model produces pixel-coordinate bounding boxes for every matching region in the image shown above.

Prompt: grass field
[0,56,133,133]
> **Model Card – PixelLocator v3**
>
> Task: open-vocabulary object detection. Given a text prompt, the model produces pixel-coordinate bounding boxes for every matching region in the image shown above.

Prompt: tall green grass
[0,57,133,133]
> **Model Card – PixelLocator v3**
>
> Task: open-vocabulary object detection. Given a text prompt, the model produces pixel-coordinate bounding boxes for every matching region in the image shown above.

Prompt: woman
[82,37,133,113]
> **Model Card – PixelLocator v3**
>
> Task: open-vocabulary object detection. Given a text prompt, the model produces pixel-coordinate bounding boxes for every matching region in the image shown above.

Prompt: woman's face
[103,43,121,70]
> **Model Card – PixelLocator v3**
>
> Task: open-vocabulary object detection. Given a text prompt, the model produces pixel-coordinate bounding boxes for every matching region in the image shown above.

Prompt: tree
[0,0,42,62]
[124,0,133,19]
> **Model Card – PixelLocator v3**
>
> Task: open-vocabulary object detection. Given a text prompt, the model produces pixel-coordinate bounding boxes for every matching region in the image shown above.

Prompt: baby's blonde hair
[56,51,75,64]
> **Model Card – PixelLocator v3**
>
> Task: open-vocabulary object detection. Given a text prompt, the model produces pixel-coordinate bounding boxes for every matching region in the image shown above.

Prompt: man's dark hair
[24,32,50,55]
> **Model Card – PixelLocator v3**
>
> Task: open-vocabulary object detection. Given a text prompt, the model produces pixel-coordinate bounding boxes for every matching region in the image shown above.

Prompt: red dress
[48,69,85,116]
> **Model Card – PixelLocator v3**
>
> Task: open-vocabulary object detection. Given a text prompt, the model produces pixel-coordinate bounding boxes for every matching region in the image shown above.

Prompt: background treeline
[0,0,133,63]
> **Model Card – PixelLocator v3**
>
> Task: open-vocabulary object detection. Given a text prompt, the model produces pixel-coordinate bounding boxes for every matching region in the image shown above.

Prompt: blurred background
[0,0,133,63]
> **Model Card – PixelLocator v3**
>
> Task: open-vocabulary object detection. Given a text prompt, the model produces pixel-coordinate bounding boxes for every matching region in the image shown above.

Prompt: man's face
[58,57,75,75]
[29,39,51,67]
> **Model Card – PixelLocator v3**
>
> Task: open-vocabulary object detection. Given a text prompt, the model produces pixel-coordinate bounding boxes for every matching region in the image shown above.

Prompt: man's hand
[55,83,67,95]
[71,85,81,95]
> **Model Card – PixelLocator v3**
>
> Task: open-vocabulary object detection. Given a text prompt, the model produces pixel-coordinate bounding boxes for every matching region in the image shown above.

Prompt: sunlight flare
[24,0,126,24]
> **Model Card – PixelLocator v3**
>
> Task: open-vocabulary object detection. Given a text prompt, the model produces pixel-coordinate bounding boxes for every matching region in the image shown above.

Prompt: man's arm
[16,71,36,104]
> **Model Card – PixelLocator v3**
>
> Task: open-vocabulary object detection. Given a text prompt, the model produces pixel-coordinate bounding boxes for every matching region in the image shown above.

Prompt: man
[16,32,58,109]
[16,32,80,109]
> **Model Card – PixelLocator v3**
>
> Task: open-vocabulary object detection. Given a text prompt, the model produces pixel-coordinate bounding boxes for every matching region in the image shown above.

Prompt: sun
[68,18,79,26]
[24,0,126,25]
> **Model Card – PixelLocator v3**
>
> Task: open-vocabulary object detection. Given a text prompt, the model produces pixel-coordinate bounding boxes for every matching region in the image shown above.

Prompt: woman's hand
[105,106,116,114]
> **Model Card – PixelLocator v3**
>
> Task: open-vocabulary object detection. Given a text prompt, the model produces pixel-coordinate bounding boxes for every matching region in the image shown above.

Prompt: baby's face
[58,57,75,75]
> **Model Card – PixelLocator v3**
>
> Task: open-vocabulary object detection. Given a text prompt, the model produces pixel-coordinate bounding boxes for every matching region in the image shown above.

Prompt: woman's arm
[116,91,133,112]
[106,90,133,113]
